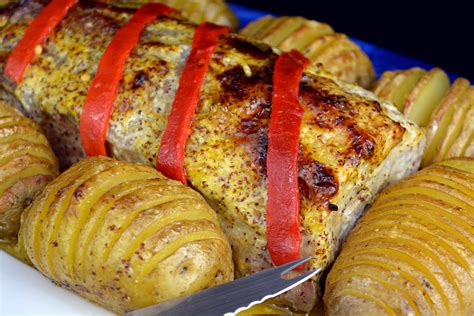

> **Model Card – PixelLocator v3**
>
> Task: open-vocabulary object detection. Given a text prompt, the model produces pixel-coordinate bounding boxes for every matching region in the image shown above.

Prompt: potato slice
[375,68,426,111]
[239,16,375,88]
[303,33,340,60]
[446,102,474,158]
[377,178,473,208]
[0,1,19,9]
[92,0,239,30]
[315,34,375,88]
[238,303,293,315]
[433,87,474,162]
[415,164,474,189]
[241,16,334,51]
[370,193,474,229]
[249,16,287,42]
[403,68,450,126]
[437,157,474,173]
[244,16,283,45]
[465,140,474,157]
[19,157,234,313]
[279,20,334,51]
[421,78,470,167]
[259,16,306,47]
[0,100,58,243]
[372,70,397,95]
[324,159,474,315]
[240,15,274,38]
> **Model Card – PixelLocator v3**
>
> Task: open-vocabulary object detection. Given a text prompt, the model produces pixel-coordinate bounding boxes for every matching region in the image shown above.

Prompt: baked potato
[0,0,18,9]
[421,78,470,167]
[435,87,473,162]
[240,16,376,88]
[372,68,426,111]
[19,156,234,313]
[445,95,474,159]
[324,157,474,315]
[0,99,58,242]
[373,67,474,166]
[93,0,239,30]
[402,67,451,127]
[372,67,452,127]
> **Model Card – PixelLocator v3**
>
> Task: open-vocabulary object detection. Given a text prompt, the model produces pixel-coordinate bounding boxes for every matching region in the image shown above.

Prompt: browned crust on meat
[0,1,415,312]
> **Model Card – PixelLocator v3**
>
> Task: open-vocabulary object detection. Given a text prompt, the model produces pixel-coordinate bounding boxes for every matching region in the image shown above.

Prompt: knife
[123,256,320,316]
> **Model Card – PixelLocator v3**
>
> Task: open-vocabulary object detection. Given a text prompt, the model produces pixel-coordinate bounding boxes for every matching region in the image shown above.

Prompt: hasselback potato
[19,157,234,313]
[324,157,474,315]
[0,1,18,9]
[240,16,375,88]
[0,99,58,242]
[93,0,239,30]
[445,92,474,159]
[372,67,452,127]
[0,1,425,311]
[373,67,474,166]
[372,67,426,111]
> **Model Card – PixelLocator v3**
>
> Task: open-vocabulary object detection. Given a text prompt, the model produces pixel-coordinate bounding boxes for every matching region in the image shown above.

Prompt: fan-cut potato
[0,100,58,242]
[324,158,474,315]
[433,87,473,162]
[240,16,375,88]
[314,34,376,89]
[19,157,234,313]
[93,0,239,30]
[238,303,293,315]
[403,68,450,126]
[421,78,470,167]
[437,156,474,173]
[446,103,474,158]
[0,0,19,9]
[372,70,397,96]
[374,68,426,111]
[300,33,339,58]
[254,16,307,47]
[240,15,274,38]
[373,68,473,164]
[279,20,334,51]
[465,141,474,157]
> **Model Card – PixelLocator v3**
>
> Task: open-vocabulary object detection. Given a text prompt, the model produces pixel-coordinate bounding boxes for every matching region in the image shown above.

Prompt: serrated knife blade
[123,256,320,316]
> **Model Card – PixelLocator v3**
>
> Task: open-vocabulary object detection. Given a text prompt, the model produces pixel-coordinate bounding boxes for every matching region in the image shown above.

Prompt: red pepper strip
[156,22,229,183]
[80,3,175,157]
[4,0,78,83]
[266,50,309,267]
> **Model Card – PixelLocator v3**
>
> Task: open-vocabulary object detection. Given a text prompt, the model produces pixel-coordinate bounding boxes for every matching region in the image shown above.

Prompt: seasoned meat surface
[0,1,425,311]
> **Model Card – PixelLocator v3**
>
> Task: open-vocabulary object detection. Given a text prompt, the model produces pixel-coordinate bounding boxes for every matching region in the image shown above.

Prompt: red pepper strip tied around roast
[4,0,78,83]
[80,3,175,157]
[157,22,230,183]
[266,50,310,268]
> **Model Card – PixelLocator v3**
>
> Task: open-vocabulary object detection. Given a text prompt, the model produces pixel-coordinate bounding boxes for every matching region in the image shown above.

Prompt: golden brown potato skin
[0,1,19,9]
[20,157,234,313]
[240,16,376,88]
[93,0,239,30]
[0,1,425,311]
[324,158,474,315]
[0,99,58,242]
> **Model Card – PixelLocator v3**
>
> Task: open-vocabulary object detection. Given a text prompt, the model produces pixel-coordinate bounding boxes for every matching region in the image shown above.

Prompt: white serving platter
[0,250,112,315]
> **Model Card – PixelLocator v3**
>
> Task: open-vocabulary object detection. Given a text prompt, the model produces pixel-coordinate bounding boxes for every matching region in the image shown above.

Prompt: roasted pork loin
[0,1,425,311]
